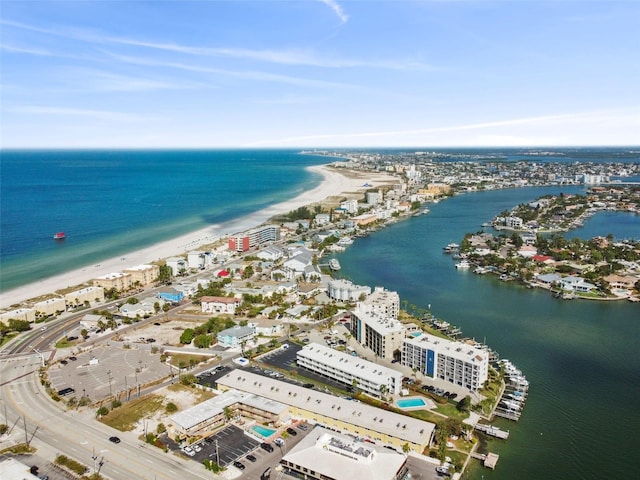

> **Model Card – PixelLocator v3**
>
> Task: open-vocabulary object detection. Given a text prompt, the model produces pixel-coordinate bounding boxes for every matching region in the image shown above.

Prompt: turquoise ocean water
[0,149,328,292]
[2,148,639,479]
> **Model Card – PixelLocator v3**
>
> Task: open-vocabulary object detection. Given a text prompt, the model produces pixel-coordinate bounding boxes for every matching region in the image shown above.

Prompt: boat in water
[329,258,341,271]
[455,260,470,269]
[443,243,459,253]
[53,232,66,240]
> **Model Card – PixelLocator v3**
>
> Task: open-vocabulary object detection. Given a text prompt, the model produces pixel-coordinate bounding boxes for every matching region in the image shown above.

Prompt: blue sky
[1,1,638,148]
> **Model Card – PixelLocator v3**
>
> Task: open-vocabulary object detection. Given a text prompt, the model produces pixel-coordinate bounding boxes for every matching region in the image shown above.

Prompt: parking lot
[170,422,312,478]
[48,344,168,401]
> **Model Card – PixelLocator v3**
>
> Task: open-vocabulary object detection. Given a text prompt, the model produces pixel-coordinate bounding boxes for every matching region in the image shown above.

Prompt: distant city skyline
[1,1,638,148]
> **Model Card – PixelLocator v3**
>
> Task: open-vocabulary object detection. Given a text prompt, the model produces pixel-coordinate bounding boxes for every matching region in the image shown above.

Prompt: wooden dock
[474,423,509,439]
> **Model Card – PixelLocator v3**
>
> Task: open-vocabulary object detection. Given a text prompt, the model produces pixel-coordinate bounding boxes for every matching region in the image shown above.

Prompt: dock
[484,452,500,469]
[474,423,509,439]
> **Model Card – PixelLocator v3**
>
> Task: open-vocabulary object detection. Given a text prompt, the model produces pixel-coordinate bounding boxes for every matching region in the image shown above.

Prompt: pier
[474,423,509,439]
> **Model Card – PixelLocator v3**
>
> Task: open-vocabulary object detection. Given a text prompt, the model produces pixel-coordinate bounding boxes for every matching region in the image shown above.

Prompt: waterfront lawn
[434,402,470,421]
[99,394,164,431]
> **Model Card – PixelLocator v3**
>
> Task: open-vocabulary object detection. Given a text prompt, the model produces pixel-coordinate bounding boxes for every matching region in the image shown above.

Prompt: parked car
[260,442,274,452]
[275,438,285,447]
[233,461,245,470]
[193,443,202,452]
[286,427,297,436]
[109,436,121,444]
[246,454,257,463]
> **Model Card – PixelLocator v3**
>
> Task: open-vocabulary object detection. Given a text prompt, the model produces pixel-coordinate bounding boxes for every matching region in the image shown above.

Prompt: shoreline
[0,164,397,309]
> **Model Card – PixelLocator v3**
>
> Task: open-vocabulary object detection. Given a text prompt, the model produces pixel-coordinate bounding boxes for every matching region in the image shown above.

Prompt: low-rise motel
[216,370,435,453]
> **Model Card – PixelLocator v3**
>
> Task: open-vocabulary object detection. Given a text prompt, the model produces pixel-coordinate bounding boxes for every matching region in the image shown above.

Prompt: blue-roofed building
[157,288,183,303]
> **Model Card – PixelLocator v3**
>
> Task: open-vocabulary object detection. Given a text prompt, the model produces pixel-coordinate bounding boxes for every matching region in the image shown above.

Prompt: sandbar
[0,164,397,309]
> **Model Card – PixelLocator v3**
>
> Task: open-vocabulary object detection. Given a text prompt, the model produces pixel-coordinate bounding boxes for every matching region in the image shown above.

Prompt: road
[0,354,214,480]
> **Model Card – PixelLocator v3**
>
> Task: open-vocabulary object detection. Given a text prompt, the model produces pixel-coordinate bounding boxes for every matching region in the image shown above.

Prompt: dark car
[260,442,274,452]
[109,436,121,444]
[233,461,245,470]
[246,454,257,463]
[57,387,75,396]
[69,356,77,361]
[286,427,297,436]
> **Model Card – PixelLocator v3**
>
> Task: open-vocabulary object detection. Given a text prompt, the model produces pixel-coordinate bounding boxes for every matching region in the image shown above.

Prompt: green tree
[180,328,195,344]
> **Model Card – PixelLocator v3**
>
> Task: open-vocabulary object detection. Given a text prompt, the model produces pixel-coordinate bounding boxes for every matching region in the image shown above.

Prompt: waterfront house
[165,257,187,277]
[559,276,596,293]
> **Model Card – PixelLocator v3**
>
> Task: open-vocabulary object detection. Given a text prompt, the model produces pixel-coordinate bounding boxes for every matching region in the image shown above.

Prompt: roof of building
[353,305,405,335]
[123,264,158,272]
[216,370,435,446]
[201,296,240,304]
[404,332,489,364]
[298,343,403,384]
[170,390,288,431]
[281,426,407,480]
[217,325,255,338]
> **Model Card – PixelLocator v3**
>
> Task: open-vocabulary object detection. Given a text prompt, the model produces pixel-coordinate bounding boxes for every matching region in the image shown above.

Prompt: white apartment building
[64,286,105,307]
[402,333,489,392]
[93,272,132,291]
[505,216,523,229]
[362,286,400,319]
[0,308,36,323]
[165,257,188,277]
[228,225,280,252]
[296,343,403,397]
[327,279,371,302]
[34,297,66,316]
[340,199,359,214]
[350,303,406,361]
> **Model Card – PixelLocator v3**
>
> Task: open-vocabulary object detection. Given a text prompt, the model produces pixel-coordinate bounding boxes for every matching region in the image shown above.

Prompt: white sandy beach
[0,165,397,309]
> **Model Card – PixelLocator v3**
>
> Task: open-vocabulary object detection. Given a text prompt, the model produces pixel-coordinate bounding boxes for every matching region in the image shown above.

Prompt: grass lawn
[434,402,469,421]
[99,394,164,431]
[168,352,213,368]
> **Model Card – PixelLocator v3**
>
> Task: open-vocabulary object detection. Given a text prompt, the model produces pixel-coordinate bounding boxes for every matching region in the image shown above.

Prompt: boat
[53,232,66,240]
[455,260,470,269]
[443,243,459,253]
[329,259,341,271]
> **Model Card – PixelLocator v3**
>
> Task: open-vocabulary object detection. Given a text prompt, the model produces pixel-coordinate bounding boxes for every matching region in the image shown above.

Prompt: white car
[183,446,195,456]
[193,444,202,452]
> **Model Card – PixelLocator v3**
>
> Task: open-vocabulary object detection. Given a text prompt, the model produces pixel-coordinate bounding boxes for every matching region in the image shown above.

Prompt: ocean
[2,148,639,479]
[0,149,329,292]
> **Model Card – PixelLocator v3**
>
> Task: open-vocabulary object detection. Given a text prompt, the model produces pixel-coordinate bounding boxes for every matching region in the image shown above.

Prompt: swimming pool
[396,397,427,409]
[410,332,422,337]
[251,425,276,438]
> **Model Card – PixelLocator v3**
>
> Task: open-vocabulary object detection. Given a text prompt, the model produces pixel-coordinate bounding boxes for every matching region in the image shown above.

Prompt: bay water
[335,186,639,480]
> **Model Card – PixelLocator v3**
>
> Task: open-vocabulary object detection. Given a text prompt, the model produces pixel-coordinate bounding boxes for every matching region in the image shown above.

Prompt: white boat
[455,260,470,269]
[443,243,459,253]
[337,237,354,246]
[329,259,341,271]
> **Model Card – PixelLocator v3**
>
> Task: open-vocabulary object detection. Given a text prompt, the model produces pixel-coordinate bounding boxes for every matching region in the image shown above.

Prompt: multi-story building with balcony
[362,286,400,319]
[402,333,489,391]
[228,225,280,253]
[349,303,406,361]
[93,272,132,292]
[296,343,402,398]
[123,264,160,287]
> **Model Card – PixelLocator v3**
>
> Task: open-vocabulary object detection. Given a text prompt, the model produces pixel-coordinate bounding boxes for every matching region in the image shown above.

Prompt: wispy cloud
[0,43,52,56]
[248,109,640,146]
[3,18,435,71]
[318,0,349,24]
[103,51,357,89]
[9,106,162,122]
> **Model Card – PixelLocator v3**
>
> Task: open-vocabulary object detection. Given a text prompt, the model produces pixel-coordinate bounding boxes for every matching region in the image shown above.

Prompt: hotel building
[402,333,489,391]
[296,343,403,397]
[216,370,435,453]
[93,272,132,292]
[362,286,400,319]
[64,286,105,307]
[349,303,406,361]
[327,279,371,302]
[228,225,280,253]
